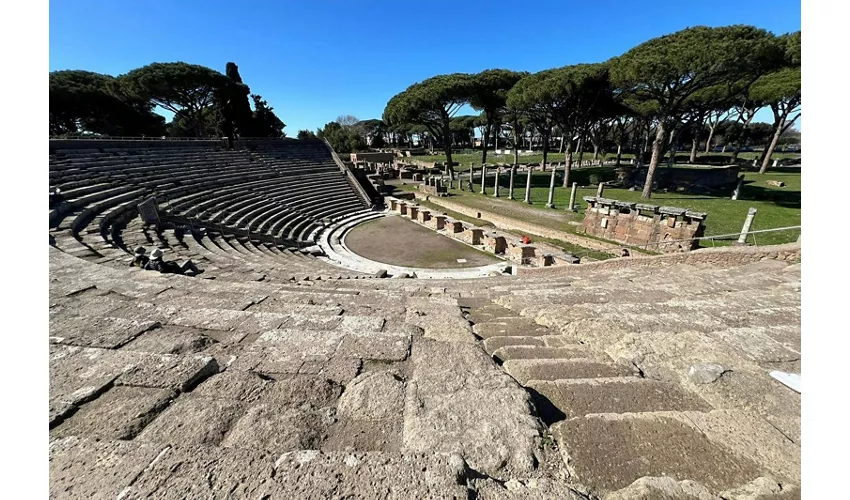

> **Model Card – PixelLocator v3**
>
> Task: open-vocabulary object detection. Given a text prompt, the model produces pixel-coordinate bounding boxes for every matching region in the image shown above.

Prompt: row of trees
[50,62,286,139]
[382,25,801,199]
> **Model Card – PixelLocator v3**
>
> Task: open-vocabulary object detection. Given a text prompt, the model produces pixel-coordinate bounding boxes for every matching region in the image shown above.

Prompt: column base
[545,203,555,209]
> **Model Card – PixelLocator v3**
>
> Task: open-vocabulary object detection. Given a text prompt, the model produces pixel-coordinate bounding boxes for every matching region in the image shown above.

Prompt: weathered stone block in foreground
[51,439,469,499]
[135,395,245,447]
[51,386,176,440]
[403,340,541,477]
[527,378,712,419]
[551,412,762,495]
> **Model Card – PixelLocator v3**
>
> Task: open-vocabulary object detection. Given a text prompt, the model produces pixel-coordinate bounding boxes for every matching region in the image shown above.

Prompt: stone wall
[350,152,395,163]
[413,194,621,256]
[517,242,800,276]
[617,165,741,192]
[581,197,707,253]
[384,196,568,269]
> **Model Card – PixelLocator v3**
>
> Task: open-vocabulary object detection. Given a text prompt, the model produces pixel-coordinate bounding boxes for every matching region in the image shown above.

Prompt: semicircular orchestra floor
[343,215,502,269]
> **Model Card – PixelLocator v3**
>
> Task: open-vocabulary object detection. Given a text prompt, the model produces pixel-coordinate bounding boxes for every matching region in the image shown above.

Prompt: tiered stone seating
[49,242,801,497]
[47,139,801,497]
[49,139,373,280]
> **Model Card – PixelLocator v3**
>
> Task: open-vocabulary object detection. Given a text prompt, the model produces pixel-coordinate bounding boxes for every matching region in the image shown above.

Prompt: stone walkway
[49,244,801,499]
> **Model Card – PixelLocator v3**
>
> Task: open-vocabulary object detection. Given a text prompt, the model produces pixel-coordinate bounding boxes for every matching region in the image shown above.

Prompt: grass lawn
[393,167,801,247]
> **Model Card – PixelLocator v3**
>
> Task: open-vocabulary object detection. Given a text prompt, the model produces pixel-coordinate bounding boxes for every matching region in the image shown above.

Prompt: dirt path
[344,216,501,269]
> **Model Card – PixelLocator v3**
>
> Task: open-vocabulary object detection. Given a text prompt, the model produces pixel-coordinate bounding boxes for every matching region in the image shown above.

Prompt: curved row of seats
[49,140,373,281]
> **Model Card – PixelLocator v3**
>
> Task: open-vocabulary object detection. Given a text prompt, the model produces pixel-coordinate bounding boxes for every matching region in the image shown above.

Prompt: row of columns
[459,162,585,212]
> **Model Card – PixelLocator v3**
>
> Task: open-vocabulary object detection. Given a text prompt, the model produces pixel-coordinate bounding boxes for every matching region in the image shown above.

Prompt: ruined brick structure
[581,196,707,252]
[616,165,740,193]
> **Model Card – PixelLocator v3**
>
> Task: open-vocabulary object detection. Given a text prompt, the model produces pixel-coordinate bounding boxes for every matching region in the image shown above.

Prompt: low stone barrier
[581,196,707,253]
[517,242,800,276]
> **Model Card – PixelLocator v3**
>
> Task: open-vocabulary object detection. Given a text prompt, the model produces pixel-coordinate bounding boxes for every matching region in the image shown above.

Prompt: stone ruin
[386,196,570,268]
[418,176,448,197]
[48,141,801,498]
[581,196,707,252]
[349,152,395,163]
[615,165,741,193]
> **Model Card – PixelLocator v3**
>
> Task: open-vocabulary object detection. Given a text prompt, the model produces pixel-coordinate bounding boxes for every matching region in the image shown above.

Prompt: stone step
[491,345,606,364]
[551,412,764,496]
[503,359,638,385]
[472,319,553,339]
[455,296,495,309]
[527,378,711,419]
[482,336,545,355]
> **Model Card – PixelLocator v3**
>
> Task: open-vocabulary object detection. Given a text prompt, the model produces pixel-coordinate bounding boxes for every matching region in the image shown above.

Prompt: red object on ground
[521,235,531,244]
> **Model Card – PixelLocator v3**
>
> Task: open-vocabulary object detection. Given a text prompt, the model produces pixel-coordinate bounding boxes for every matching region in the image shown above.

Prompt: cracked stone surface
[48,225,800,498]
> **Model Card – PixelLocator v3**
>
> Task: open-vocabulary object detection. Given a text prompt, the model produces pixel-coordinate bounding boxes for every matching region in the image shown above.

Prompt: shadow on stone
[526,386,566,426]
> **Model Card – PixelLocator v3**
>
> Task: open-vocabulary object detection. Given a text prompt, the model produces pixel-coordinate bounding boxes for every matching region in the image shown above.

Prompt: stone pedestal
[428,215,447,230]
[484,233,507,254]
[418,210,431,223]
[508,244,536,264]
[461,227,485,245]
[408,206,419,219]
[399,203,408,216]
[446,220,464,233]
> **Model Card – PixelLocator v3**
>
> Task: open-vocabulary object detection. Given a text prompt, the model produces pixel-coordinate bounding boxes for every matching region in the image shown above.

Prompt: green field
[395,168,801,247]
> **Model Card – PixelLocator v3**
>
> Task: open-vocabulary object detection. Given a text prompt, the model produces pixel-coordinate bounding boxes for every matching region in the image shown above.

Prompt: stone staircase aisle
[458,294,801,499]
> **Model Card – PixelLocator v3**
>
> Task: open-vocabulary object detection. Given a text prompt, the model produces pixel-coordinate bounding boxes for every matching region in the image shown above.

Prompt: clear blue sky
[49,0,801,134]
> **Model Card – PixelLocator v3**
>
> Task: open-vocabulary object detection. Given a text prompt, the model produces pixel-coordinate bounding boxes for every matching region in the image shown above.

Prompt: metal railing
[599,225,801,255]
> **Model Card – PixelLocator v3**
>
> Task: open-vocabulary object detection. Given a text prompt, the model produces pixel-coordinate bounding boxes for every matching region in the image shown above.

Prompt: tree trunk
[616,144,622,166]
[759,112,786,174]
[576,135,585,169]
[641,121,667,199]
[704,126,716,154]
[689,137,698,164]
[481,123,490,165]
[593,143,599,160]
[637,126,650,168]
[666,127,680,168]
[442,120,455,177]
[559,135,565,153]
[730,112,755,164]
[562,138,573,188]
